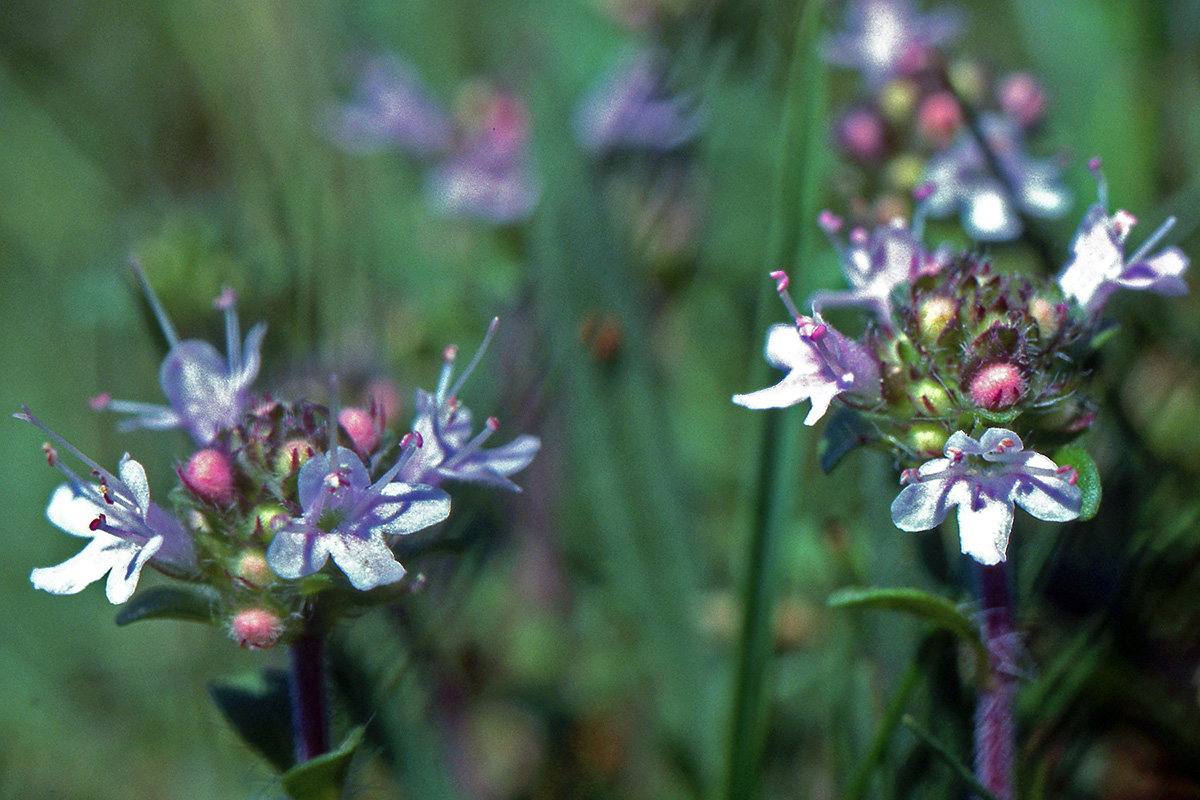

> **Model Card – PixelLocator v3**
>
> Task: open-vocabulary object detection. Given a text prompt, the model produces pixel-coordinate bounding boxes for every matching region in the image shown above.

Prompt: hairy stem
[290,631,331,763]
[974,561,1017,800]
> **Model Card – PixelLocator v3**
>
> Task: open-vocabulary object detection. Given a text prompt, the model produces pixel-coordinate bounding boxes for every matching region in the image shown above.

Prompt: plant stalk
[290,631,331,763]
[974,561,1017,800]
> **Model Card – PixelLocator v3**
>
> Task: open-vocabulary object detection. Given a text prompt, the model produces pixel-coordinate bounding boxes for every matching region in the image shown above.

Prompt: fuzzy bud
[276,438,316,475]
[969,362,1025,410]
[338,407,381,455]
[879,78,918,124]
[918,296,958,344]
[836,107,886,162]
[916,91,962,147]
[907,422,949,457]
[182,449,235,506]
[233,550,273,588]
[909,378,954,416]
[998,72,1046,128]
[229,608,285,650]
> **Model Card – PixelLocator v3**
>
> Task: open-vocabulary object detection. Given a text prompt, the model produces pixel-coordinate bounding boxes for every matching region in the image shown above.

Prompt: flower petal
[104,534,162,604]
[266,525,330,580]
[117,455,151,513]
[952,481,1014,565]
[1011,473,1082,523]
[45,484,104,538]
[325,531,407,590]
[373,483,452,536]
[30,535,136,597]
[890,475,955,531]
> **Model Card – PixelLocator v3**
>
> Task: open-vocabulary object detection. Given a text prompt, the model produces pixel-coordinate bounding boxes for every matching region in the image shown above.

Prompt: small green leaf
[282,726,366,800]
[209,670,295,773]
[114,585,218,626]
[819,407,874,473]
[298,574,336,596]
[902,715,999,800]
[828,586,986,666]
[1053,445,1102,521]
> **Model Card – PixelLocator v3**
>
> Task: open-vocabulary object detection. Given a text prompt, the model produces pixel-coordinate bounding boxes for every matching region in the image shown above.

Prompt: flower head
[323,55,456,157]
[574,50,699,156]
[733,272,881,425]
[922,113,1070,241]
[1057,159,1189,314]
[17,408,196,603]
[811,209,946,321]
[95,276,265,445]
[402,319,541,490]
[265,420,451,591]
[824,0,963,88]
[890,428,1082,564]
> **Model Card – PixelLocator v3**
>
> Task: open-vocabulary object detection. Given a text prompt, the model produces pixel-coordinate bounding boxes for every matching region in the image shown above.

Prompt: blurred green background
[4,0,1200,798]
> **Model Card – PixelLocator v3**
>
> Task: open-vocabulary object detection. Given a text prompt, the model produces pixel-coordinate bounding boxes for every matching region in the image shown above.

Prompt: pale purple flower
[17,408,196,604]
[425,86,540,224]
[95,278,265,445]
[266,442,451,591]
[824,0,963,88]
[733,272,881,425]
[811,209,947,321]
[922,113,1070,241]
[323,55,456,157]
[574,51,699,156]
[402,319,540,491]
[890,428,1082,565]
[1057,159,1189,314]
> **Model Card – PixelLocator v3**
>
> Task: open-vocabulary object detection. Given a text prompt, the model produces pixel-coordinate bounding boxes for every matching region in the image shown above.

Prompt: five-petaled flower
[1057,159,1189,314]
[823,0,963,88]
[922,113,1070,242]
[95,276,265,445]
[890,428,1082,565]
[811,210,946,321]
[402,319,541,491]
[733,271,881,425]
[266,441,451,591]
[17,408,196,604]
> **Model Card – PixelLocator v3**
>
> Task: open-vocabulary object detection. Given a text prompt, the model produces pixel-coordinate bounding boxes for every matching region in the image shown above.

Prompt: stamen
[1056,465,1079,486]
[15,407,122,489]
[947,447,964,464]
[130,257,180,349]
[447,317,500,402]
[900,468,920,485]
[1128,216,1177,265]
[217,287,242,377]
[1088,157,1109,210]
[769,271,806,326]
[817,210,843,235]
[88,393,112,411]
[43,443,57,467]
[89,514,107,531]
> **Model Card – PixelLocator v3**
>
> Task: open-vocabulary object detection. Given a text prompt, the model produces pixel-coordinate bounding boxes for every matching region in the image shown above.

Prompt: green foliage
[281,727,366,800]
[209,670,295,773]
[114,585,221,626]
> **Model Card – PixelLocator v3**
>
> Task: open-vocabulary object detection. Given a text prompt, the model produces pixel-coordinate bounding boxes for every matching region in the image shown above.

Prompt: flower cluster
[734,167,1188,564]
[823,0,1069,240]
[326,56,540,224]
[20,280,539,648]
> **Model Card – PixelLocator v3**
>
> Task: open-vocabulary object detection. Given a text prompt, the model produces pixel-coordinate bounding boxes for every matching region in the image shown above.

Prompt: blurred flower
[733,272,881,425]
[1058,159,1189,314]
[922,112,1070,241]
[266,443,450,591]
[997,72,1046,129]
[18,408,196,604]
[811,209,946,321]
[890,428,1081,564]
[95,281,265,445]
[403,319,541,491]
[322,55,455,157]
[835,106,888,162]
[426,82,540,223]
[824,0,963,88]
[575,50,698,156]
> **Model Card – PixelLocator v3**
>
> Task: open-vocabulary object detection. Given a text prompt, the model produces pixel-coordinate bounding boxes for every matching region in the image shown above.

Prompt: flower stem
[290,631,331,763]
[974,561,1017,800]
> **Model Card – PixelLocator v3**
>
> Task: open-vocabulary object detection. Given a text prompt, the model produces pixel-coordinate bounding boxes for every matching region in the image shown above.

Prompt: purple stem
[290,632,331,763]
[974,561,1017,800]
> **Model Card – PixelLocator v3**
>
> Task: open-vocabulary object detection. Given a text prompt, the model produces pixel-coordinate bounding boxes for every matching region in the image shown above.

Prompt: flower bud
[998,72,1046,128]
[917,295,958,344]
[182,448,235,506]
[233,550,273,588]
[1029,296,1061,340]
[879,78,918,124]
[907,422,949,457]
[909,378,954,416]
[916,91,962,147]
[250,504,287,545]
[229,608,285,650]
[969,362,1025,410]
[338,407,381,455]
[836,107,886,162]
[276,438,316,475]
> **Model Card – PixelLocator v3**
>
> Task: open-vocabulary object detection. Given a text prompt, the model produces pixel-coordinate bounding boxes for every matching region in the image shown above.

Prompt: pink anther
[43,443,57,467]
[88,393,112,411]
[769,270,790,293]
[89,514,107,531]
[817,210,843,234]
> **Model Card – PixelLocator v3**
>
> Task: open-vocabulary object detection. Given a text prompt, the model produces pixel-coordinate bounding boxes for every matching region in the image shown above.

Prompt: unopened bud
[836,107,886,162]
[338,407,380,455]
[879,78,918,124]
[233,550,273,588]
[969,362,1025,410]
[916,91,962,147]
[918,295,958,344]
[250,504,287,544]
[182,449,235,506]
[998,72,1046,128]
[276,438,316,474]
[907,423,949,458]
[1029,296,1061,340]
[909,378,954,416]
[229,608,285,650]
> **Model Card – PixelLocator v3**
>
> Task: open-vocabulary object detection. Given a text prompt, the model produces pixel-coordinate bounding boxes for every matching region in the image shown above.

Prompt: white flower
[890,428,1082,565]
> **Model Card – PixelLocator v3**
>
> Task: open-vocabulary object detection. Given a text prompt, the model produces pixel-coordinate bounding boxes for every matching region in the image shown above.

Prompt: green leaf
[818,407,873,473]
[209,670,295,773]
[282,726,366,800]
[114,585,218,626]
[298,574,336,596]
[1053,445,1102,521]
[971,407,1021,426]
[902,715,999,800]
[828,586,986,667]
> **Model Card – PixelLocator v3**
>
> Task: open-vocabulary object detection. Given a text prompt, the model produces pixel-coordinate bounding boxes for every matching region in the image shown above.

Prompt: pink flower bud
[998,72,1046,128]
[233,551,273,588]
[969,362,1025,410]
[364,379,403,427]
[917,91,962,147]
[182,448,235,505]
[836,107,886,162]
[229,608,285,650]
[339,407,381,455]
